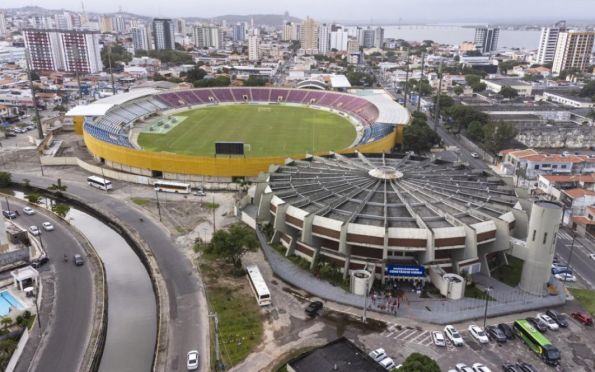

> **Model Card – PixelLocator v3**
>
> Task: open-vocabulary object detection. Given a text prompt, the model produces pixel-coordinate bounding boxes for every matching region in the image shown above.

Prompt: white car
[23,206,35,215]
[471,152,480,158]
[432,330,446,347]
[472,363,492,372]
[444,325,464,346]
[468,325,489,344]
[42,222,54,231]
[379,357,397,370]
[554,272,577,282]
[186,350,199,370]
[589,253,595,260]
[537,313,560,331]
[369,348,387,362]
[28,225,41,236]
[456,363,475,372]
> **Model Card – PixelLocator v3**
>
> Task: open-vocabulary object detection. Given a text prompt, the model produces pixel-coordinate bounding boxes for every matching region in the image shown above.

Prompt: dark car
[486,325,507,343]
[526,317,547,333]
[305,301,323,317]
[517,360,538,372]
[502,364,523,372]
[497,323,515,339]
[571,312,593,326]
[2,210,18,219]
[545,309,568,328]
[73,254,85,266]
[31,256,49,268]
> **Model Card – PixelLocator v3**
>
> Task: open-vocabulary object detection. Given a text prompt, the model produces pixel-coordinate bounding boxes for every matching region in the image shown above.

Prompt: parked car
[545,310,568,328]
[431,330,446,347]
[485,325,507,343]
[28,225,41,236]
[23,206,35,215]
[444,325,464,346]
[369,348,387,362]
[589,253,595,260]
[516,360,538,372]
[186,350,199,370]
[31,256,49,268]
[554,272,577,282]
[455,363,474,372]
[497,323,514,339]
[471,152,480,158]
[2,210,18,219]
[378,357,397,370]
[42,222,54,231]
[73,254,85,266]
[468,325,489,344]
[193,190,207,197]
[502,364,524,372]
[526,317,547,332]
[472,363,491,372]
[305,301,323,317]
[537,313,559,331]
[571,312,593,326]
[551,266,571,275]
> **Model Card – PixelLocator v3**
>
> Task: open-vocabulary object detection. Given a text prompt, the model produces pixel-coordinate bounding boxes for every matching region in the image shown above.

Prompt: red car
[571,312,593,326]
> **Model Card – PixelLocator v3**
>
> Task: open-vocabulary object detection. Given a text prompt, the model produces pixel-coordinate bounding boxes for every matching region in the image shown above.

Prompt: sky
[3,0,595,22]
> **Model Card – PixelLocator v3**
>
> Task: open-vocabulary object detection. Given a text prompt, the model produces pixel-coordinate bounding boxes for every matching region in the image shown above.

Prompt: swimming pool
[0,290,25,316]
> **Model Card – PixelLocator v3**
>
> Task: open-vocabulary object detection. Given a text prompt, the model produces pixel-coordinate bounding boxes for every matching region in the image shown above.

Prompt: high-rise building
[24,29,103,73]
[552,30,595,75]
[0,12,6,36]
[193,25,223,49]
[232,23,245,42]
[318,23,330,54]
[347,38,360,53]
[112,16,126,34]
[248,34,260,61]
[536,21,566,65]
[300,17,318,51]
[175,19,186,35]
[360,28,375,48]
[131,26,150,51]
[152,18,175,50]
[54,12,73,30]
[474,27,499,54]
[99,16,113,33]
[373,26,384,48]
[282,22,293,41]
[330,25,348,51]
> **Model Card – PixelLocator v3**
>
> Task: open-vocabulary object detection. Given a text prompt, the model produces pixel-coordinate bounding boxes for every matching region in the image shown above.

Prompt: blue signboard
[385,264,425,277]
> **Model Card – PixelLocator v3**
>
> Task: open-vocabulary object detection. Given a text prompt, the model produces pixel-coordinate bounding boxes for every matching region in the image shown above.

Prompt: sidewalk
[257,227,566,325]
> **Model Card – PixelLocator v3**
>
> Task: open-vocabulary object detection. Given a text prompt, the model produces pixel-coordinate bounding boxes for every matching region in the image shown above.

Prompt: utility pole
[25,49,43,140]
[107,45,116,95]
[483,287,491,329]
[403,49,410,107]
[74,45,83,101]
[155,189,162,221]
[416,52,425,113]
[566,230,577,274]
[209,312,224,371]
[433,60,443,130]
[34,287,42,328]
[212,195,216,232]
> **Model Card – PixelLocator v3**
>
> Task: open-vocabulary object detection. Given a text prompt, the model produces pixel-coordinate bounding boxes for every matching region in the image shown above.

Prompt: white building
[131,26,150,51]
[542,90,595,108]
[330,26,349,51]
[0,12,6,36]
[152,18,175,50]
[482,78,533,97]
[552,30,595,74]
[248,34,260,61]
[536,21,566,65]
[318,23,330,55]
[474,27,499,53]
[193,25,223,49]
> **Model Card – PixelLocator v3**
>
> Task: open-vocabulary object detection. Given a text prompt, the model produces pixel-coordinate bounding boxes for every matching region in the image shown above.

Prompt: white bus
[246,265,271,306]
[153,180,191,194]
[87,176,112,191]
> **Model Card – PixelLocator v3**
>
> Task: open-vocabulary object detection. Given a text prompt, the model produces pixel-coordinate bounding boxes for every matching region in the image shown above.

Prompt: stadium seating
[85,88,393,148]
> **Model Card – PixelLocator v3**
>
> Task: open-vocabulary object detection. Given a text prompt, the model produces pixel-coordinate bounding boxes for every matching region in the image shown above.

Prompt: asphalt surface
[3,199,93,372]
[555,228,595,288]
[11,173,208,372]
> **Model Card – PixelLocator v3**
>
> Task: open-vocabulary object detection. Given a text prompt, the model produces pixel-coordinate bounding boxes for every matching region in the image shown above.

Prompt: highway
[555,228,595,289]
[11,173,209,372]
[2,198,93,372]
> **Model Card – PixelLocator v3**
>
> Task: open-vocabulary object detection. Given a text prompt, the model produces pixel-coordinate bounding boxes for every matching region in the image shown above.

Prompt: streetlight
[483,286,492,329]
[566,229,577,273]
[34,285,42,328]
[154,189,162,221]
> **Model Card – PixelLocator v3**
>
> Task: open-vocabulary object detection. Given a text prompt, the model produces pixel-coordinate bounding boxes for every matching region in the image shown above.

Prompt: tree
[498,60,521,74]
[243,76,268,87]
[453,85,464,96]
[0,317,12,330]
[25,193,42,205]
[0,172,11,188]
[403,115,440,154]
[464,74,486,92]
[48,178,67,192]
[434,94,455,112]
[466,120,484,142]
[51,203,70,218]
[399,353,440,372]
[30,71,40,81]
[206,223,258,269]
[499,85,519,99]
[193,76,230,87]
[482,121,517,154]
[184,65,207,83]
[446,104,489,132]
[101,44,132,69]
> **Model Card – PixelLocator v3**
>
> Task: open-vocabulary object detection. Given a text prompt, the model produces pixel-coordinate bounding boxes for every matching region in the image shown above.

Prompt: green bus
[513,319,561,366]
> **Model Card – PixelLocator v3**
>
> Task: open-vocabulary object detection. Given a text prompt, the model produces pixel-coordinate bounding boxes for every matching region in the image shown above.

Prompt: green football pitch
[137,104,357,157]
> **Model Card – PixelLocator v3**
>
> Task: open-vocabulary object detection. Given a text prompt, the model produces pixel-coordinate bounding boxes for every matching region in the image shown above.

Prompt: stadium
[67,87,409,180]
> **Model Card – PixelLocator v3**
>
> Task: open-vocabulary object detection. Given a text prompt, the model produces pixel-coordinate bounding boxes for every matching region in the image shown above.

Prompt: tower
[519,201,562,296]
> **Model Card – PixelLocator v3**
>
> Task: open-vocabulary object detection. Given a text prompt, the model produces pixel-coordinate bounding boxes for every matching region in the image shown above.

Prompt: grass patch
[491,254,523,287]
[202,202,220,209]
[569,288,595,314]
[131,197,149,206]
[137,104,356,157]
[465,284,495,301]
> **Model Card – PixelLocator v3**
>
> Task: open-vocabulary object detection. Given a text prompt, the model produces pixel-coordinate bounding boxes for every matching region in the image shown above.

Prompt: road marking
[409,330,429,343]
[417,334,432,345]
[395,329,415,339]
[423,337,435,346]
[402,331,421,341]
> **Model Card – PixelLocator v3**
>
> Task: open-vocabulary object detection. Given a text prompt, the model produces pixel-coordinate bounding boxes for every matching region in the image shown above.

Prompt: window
[534,165,539,170]
[532,230,536,241]
[543,233,548,245]
[552,165,558,169]
[561,165,567,169]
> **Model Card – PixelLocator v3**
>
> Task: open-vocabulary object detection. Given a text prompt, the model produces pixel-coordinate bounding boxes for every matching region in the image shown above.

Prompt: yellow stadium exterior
[82,124,403,178]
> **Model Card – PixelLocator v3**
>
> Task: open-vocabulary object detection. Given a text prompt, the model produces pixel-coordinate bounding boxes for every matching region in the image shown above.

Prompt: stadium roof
[357,91,409,124]
[66,88,159,117]
[330,75,351,88]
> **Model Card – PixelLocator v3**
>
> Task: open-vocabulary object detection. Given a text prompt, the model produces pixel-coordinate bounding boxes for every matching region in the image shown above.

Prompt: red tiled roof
[573,216,595,225]
[541,174,595,183]
[562,188,595,198]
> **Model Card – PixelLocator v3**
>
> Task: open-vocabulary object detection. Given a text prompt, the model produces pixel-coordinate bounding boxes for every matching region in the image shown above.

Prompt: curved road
[2,198,94,372]
[12,173,208,372]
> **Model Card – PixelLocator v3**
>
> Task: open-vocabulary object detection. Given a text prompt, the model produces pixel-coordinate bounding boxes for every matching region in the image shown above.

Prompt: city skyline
[2,0,595,22]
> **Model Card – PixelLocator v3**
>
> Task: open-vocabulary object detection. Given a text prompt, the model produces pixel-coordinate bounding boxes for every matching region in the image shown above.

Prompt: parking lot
[360,304,595,371]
